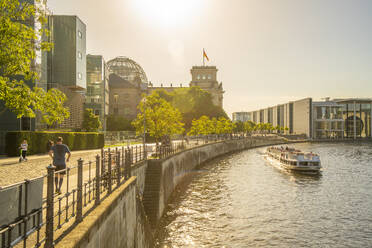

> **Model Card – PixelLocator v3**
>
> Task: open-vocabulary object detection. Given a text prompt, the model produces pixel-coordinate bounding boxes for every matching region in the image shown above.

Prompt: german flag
[203,49,209,61]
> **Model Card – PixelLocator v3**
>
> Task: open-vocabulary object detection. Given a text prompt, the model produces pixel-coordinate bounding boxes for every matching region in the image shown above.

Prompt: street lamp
[142,97,147,158]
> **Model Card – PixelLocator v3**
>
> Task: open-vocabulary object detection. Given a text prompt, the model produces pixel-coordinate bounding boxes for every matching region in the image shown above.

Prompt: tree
[217,117,234,134]
[284,126,289,133]
[153,87,228,130]
[188,116,212,136]
[132,93,184,144]
[82,109,101,131]
[244,121,256,135]
[233,120,245,133]
[0,0,69,124]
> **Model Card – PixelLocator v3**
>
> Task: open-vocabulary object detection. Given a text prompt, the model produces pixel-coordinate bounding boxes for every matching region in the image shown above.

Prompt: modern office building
[232,112,252,122]
[85,55,109,130]
[48,15,87,129]
[245,98,372,139]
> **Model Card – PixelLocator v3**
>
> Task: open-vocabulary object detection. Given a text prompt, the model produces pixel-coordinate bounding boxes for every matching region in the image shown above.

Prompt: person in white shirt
[19,140,28,162]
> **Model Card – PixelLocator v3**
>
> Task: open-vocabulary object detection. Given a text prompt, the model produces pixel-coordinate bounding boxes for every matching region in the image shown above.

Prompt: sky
[48,0,372,117]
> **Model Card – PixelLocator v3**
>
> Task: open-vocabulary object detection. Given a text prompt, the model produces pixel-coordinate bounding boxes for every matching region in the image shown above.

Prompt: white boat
[265,146,321,173]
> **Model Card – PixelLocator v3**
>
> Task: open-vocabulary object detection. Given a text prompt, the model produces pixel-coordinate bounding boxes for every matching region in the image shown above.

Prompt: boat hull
[264,155,321,173]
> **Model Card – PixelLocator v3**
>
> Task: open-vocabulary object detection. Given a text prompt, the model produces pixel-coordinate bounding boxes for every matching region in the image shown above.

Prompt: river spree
[155,143,372,247]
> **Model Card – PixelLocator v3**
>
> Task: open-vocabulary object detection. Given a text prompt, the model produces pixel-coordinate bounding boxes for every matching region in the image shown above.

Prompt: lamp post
[142,97,147,158]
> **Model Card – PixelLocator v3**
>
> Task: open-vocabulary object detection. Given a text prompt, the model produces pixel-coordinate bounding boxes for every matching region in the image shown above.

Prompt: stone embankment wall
[58,137,287,248]
[142,137,285,227]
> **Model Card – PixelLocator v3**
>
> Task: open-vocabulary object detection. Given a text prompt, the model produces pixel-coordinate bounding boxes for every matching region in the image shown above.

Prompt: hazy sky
[48,0,372,116]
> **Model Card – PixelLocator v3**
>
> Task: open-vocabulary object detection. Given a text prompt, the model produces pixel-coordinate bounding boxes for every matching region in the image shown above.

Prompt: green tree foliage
[132,93,184,143]
[107,115,134,131]
[82,108,101,131]
[188,115,212,136]
[153,87,228,130]
[244,121,256,134]
[233,120,245,133]
[188,116,234,135]
[0,0,69,124]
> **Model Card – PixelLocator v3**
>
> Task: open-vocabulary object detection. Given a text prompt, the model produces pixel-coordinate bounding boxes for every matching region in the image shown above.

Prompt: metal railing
[0,135,261,248]
[0,144,146,248]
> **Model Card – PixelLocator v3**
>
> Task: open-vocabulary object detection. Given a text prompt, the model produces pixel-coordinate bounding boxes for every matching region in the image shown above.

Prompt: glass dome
[107,56,148,85]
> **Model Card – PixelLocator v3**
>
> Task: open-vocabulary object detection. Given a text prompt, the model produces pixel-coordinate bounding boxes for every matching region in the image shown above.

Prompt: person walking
[19,139,28,162]
[49,137,71,194]
[46,140,54,154]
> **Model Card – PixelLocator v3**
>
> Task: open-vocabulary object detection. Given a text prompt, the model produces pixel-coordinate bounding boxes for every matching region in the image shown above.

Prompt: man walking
[49,137,71,194]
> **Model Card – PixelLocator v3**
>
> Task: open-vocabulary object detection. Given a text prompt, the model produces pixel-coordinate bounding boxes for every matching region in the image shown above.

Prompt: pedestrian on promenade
[49,137,71,194]
[46,140,54,153]
[19,139,28,162]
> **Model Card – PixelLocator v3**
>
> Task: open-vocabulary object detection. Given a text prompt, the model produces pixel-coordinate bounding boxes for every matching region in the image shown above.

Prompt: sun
[129,0,203,28]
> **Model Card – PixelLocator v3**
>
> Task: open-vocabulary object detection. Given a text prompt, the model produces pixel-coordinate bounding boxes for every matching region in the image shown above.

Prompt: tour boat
[265,146,321,173]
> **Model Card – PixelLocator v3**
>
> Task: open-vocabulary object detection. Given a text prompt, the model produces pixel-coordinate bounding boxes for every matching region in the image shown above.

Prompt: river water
[155,142,372,247]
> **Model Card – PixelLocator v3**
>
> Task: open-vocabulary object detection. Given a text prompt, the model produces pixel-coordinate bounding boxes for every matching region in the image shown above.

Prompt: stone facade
[107,57,225,121]
[55,84,85,130]
[190,66,224,108]
[108,74,142,120]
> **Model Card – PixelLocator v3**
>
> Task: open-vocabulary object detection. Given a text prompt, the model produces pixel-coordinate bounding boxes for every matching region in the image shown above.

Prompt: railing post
[135,146,137,163]
[143,143,147,160]
[108,150,112,193]
[117,150,121,186]
[124,149,132,179]
[45,165,55,248]
[76,158,83,223]
[95,155,100,206]
[122,146,125,168]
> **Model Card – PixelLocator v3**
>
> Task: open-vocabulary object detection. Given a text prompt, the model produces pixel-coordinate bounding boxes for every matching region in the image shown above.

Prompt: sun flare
[130,0,203,28]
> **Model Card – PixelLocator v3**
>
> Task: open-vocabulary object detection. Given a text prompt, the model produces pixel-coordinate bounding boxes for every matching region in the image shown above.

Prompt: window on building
[78,51,82,59]
[78,30,83,38]
[114,94,119,103]
[202,75,206,79]
[78,72,82,79]
[197,75,201,80]
[208,74,212,79]
[95,109,100,116]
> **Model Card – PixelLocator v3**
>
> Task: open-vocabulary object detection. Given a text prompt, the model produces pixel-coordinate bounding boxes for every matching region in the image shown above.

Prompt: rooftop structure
[107,57,148,88]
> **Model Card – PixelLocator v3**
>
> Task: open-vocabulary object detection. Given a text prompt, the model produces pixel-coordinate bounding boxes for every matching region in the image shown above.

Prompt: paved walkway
[0,148,105,187]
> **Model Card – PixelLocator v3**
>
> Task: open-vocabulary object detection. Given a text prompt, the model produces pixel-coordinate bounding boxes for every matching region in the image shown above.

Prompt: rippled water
[155,142,372,248]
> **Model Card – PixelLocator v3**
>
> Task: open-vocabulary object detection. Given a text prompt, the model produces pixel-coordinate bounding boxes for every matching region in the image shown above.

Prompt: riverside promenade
[0,149,102,187]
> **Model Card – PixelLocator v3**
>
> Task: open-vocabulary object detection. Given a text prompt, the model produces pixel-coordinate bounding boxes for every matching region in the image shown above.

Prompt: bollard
[107,150,112,193]
[95,155,101,206]
[45,165,55,248]
[76,158,83,223]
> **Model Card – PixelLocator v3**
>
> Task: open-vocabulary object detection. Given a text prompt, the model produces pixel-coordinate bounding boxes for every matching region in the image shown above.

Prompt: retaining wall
[58,137,287,248]
[142,137,286,227]
[56,177,150,248]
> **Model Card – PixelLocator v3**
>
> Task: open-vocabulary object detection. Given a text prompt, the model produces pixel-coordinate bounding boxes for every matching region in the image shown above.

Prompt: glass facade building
[85,55,109,130]
[313,102,344,139]
[335,99,371,138]
[246,98,372,140]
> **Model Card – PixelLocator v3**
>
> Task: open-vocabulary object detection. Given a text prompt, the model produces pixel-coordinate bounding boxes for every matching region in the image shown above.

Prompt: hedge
[5,131,104,157]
